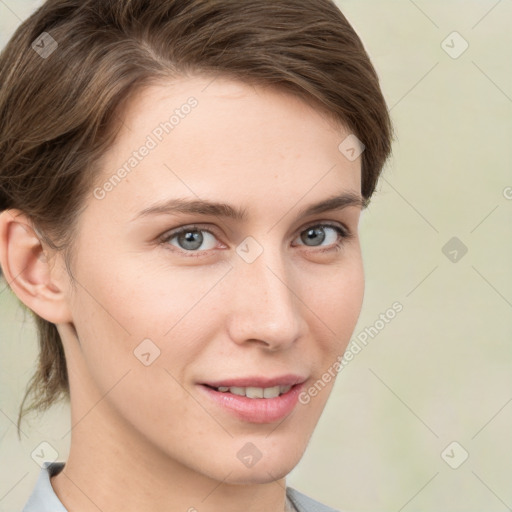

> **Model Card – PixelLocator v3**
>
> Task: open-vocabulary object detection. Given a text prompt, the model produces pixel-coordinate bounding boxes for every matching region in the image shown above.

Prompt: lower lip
[198,383,304,424]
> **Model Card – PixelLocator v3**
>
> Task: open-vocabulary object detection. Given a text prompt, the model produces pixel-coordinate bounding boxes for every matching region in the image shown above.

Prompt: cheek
[66,257,231,392]
[303,250,365,349]
[66,271,212,446]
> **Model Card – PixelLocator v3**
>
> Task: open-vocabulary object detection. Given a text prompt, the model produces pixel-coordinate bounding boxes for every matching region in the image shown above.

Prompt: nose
[224,244,305,351]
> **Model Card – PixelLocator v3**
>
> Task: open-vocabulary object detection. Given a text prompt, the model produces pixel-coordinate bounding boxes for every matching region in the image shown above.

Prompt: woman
[0,1,392,511]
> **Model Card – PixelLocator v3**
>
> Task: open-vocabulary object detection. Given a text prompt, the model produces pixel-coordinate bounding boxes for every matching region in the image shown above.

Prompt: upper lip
[202,374,307,388]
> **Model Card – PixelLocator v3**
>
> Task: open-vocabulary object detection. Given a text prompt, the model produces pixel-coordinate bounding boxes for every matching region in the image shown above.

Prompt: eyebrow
[134,191,366,222]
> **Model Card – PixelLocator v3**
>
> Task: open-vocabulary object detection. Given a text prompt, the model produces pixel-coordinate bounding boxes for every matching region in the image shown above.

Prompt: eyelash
[159,222,353,258]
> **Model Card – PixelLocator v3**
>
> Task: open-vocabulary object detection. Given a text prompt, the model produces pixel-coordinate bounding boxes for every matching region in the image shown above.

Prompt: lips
[198,374,307,423]
[202,374,306,389]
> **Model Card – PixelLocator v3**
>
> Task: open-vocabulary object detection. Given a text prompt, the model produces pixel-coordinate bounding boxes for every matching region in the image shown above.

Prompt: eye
[293,223,350,251]
[159,222,351,256]
[161,225,219,253]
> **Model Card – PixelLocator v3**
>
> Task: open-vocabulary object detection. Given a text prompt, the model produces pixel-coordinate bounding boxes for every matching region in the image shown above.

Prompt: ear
[0,209,73,324]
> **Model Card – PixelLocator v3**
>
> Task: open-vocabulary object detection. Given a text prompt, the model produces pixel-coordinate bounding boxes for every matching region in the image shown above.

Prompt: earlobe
[0,209,72,324]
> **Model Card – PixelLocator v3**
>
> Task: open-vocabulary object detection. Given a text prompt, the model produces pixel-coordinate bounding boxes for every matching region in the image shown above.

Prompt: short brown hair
[0,0,393,434]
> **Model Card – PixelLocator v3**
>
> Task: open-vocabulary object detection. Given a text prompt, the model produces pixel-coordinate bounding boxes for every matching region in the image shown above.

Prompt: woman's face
[58,76,365,483]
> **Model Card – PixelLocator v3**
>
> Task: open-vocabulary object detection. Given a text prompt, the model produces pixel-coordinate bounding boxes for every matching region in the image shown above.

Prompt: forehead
[89,76,362,224]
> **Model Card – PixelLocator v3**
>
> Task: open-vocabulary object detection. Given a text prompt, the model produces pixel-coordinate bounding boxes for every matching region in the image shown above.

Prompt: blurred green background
[1,1,511,511]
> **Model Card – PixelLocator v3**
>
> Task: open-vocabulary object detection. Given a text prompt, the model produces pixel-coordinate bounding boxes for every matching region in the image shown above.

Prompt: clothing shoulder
[21,462,67,512]
[286,486,350,512]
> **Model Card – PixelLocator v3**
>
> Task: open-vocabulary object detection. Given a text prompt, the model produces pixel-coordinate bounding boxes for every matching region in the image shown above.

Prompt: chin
[222,462,297,485]
[218,442,306,485]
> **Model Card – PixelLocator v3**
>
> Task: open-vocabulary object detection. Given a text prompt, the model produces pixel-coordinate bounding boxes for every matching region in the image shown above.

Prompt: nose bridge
[227,237,303,348]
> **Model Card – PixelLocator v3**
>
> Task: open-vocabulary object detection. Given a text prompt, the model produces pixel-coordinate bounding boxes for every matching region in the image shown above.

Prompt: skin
[0,76,365,512]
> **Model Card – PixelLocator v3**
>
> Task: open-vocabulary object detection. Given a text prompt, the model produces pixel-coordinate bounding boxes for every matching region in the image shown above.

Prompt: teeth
[246,386,264,398]
[214,384,293,398]
[230,386,246,396]
[263,386,280,398]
